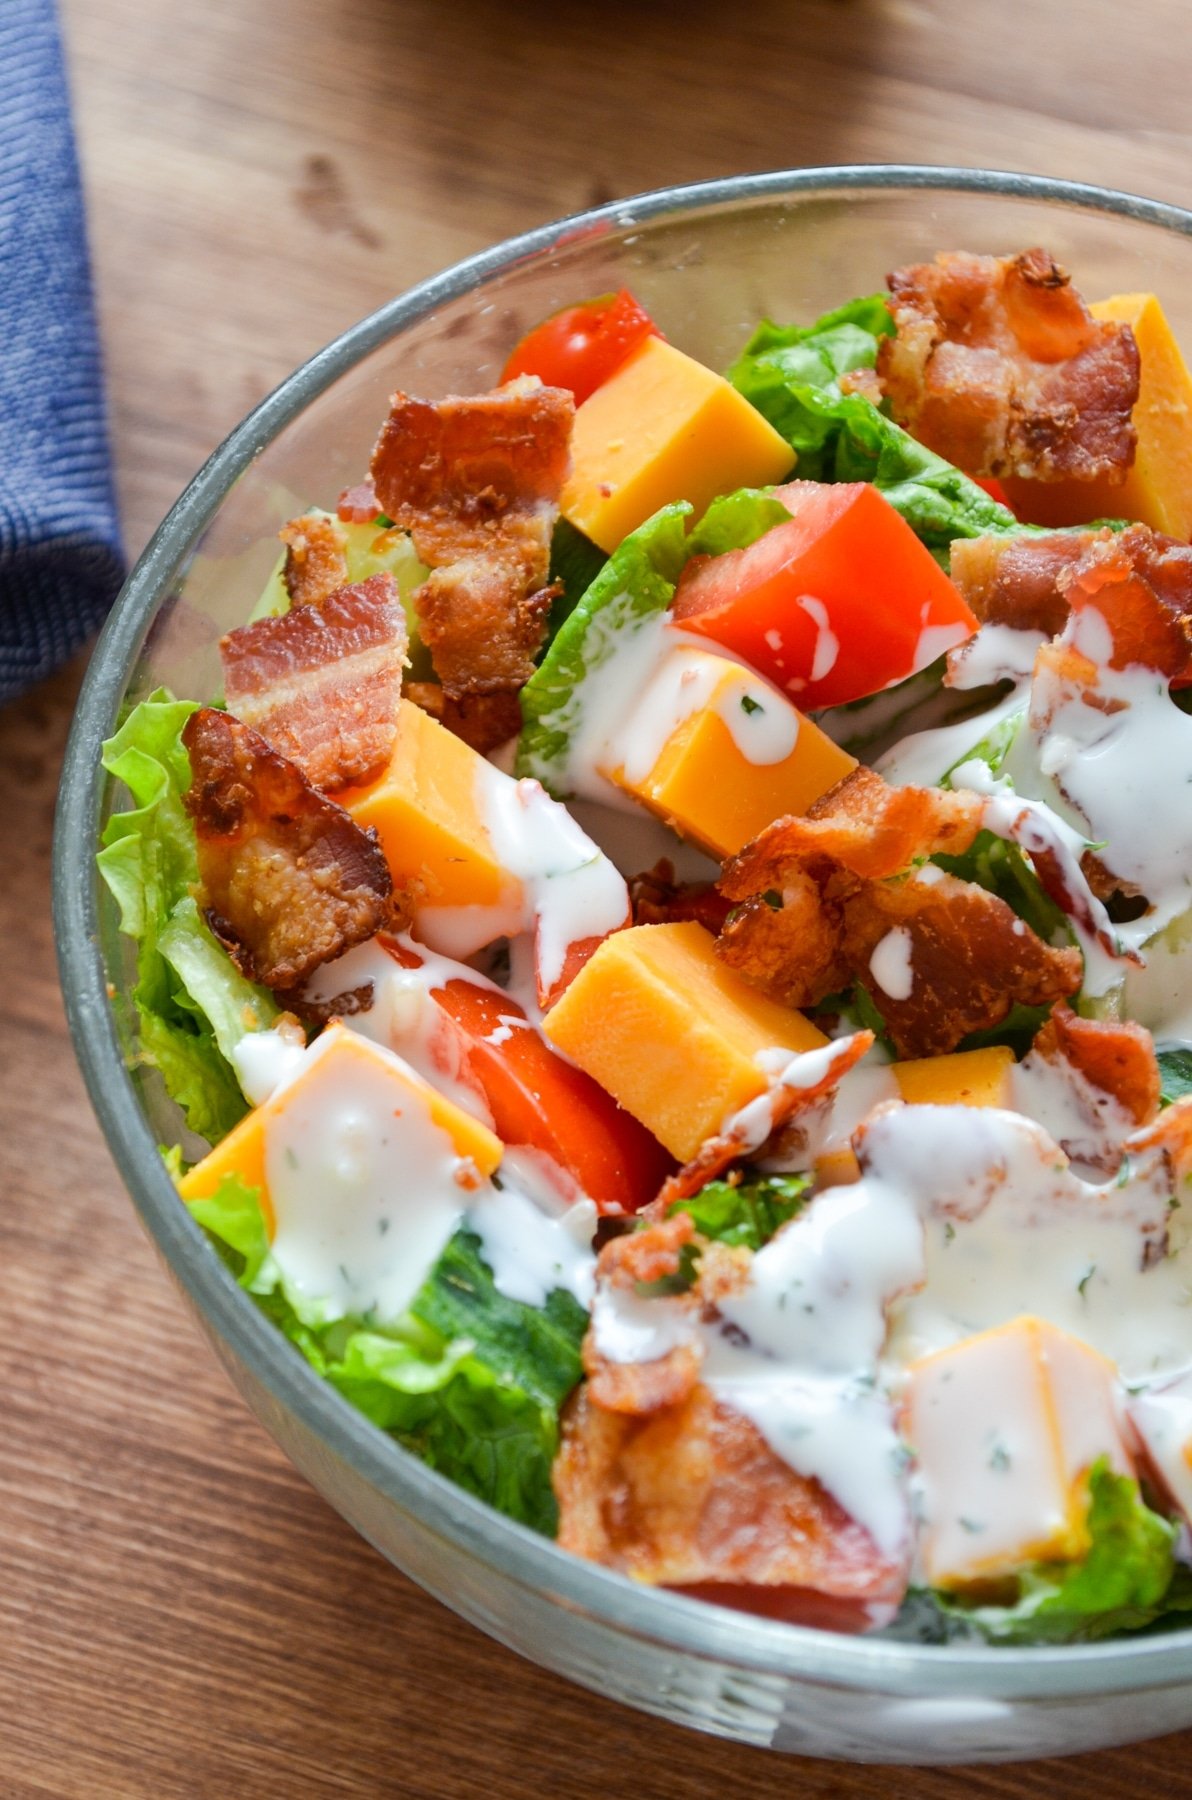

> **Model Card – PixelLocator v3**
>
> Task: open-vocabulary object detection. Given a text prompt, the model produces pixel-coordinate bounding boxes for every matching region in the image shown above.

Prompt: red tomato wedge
[378,938,673,1214]
[501,289,662,405]
[671,481,978,711]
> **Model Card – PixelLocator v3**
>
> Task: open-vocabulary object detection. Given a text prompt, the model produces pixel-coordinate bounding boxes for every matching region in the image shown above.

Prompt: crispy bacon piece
[554,1383,906,1624]
[949,532,1095,637]
[628,860,733,936]
[1061,524,1192,680]
[220,573,408,793]
[654,1031,875,1207]
[279,511,350,608]
[182,707,393,991]
[369,378,573,703]
[402,681,524,754]
[716,770,1081,1058]
[337,478,381,525]
[878,248,1139,482]
[1019,1002,1160,1173]
[724,766,986,886]
[415,564,557,697]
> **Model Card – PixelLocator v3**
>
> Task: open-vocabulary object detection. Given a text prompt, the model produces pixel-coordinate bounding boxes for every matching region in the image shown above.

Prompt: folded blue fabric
[0,0,123,706]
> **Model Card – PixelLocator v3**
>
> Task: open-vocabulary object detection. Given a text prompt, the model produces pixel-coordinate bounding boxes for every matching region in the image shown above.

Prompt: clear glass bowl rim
[53,163,1192,1703]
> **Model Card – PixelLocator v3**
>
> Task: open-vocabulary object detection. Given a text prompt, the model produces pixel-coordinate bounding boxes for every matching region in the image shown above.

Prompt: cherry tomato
[501,290,661,404]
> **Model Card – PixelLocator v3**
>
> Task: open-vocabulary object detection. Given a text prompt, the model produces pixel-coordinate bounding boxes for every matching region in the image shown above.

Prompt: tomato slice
[378,938,672,1213]
[671,480,978,711]
[501,289,661,405]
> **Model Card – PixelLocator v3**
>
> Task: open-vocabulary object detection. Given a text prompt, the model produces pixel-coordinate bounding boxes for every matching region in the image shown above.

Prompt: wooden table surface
[8,1,1192,1792]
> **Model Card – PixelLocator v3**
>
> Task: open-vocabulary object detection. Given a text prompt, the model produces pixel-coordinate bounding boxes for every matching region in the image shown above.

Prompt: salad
[99,249,1192,1643]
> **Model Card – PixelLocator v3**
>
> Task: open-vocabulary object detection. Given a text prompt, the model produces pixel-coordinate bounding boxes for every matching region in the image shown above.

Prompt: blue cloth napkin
[0,0,123,706]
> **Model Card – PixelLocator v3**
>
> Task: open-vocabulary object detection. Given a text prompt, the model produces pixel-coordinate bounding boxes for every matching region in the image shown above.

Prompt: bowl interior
[55,168,1192,1758]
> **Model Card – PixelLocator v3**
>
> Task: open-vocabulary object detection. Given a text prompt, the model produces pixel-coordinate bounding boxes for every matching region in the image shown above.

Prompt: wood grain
[6,0,1192,1791]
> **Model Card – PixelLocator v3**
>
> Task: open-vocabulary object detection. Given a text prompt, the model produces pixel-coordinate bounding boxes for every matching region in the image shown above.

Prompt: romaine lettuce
[98,692,278,1144]
[938,1464,1181,1645]
[670,1170,812,1253]
[189,1177,586,1535]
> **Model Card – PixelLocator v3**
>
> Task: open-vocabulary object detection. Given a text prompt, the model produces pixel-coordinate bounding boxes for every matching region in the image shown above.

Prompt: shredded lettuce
[189,1178,585,1535]
[669,1170,812,1252]
[98,692,278,1144]
[919,1464,1182,1645]
[545,516,608,644]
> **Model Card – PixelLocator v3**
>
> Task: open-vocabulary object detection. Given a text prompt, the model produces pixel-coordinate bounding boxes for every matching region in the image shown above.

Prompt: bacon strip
[402,682,524,754]
[1018,1002,1160,1174]
[279,511,350,608]
[949,532,1096,637]
[653,1032,875,1207]
[182,707,393,992]
[878,248,1139,483]
[716,770,1081,1058]
[370,377,573,714]
[554,1383,906,1624]
[337,479,381,525]
[221,573,408,793]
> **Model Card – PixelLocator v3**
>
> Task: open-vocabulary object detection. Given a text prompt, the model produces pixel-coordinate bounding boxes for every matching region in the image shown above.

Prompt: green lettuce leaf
[938,1464,1180,1645]
[545,516,609,644]
[1158,1048,1192,1108]
[98,692,278,1143]
[188,1179,586,1536]
[670,1169,812,1252]
[729,300,1028,552]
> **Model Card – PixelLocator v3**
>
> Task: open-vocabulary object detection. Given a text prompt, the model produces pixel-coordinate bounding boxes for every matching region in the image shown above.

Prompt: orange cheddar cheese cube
[892,1045,1015,1110]
[905,1316,1133,1591]
[603,645,856,858]
[541,920,827,1161]
[338,698,521,919]
[1004,292,1192,539]
[560,335,795,553]
[178,1021,503,1230]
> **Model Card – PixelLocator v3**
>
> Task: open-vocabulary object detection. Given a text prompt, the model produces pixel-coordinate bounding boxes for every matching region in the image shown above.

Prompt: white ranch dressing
[1010,1046,1135,1177]
[793,594,839,686]
[616,644,799,788]
[417,764,629,991]
[303,935,496,1125]
[868,1105,1187,1382]
[264,1033,479,1324]
[468,1181,597,1311]
[869,928,914,1002]
[231,1016,308,1107]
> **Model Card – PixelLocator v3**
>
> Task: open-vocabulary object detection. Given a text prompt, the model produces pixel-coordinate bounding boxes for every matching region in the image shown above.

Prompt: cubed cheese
[602,644,856,858]
[338,696,522,925]
[1004,292,1192,539]
[179,1024,504,1319]
[179,1021,503,1217]
[905,1315,1132,1591]
[561,336,795,553]
[892,1046,1015,1110]
[541,920,826,1161]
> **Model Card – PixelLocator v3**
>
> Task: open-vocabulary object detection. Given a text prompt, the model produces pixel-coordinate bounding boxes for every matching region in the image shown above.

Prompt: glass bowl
[54,166,1192,1766]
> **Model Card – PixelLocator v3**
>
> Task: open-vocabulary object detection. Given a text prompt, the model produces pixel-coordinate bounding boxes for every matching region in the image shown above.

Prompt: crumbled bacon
[1060,524,1192,680]
[279,511,350,608]
[628,860,733,936]
[654,1031,875,1207]
[949,532,1095,638]
[369,377,573,709]
[402,681,524,754]
[1019,1002,1159,1173]
[220,572,408,793]
[716,771,1082,1058]
[554,1383,906,1621]
[337,478,381,525]
[182,707,393,992]
[877,248,1140,482]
